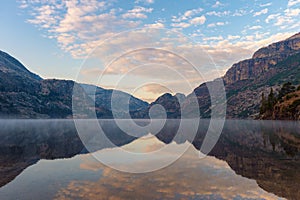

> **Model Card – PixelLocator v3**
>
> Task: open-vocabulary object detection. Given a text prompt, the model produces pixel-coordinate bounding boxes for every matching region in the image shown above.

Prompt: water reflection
[0,120,299,199]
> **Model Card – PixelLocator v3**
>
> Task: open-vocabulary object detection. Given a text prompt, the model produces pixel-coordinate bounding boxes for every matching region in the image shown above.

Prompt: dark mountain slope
[0,51,147,118]
[81,84,148,118]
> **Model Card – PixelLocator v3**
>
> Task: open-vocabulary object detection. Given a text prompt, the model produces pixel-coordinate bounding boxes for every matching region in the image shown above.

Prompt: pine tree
[278,82,296,100]
[260,92,267,114]
[267,88,276,112]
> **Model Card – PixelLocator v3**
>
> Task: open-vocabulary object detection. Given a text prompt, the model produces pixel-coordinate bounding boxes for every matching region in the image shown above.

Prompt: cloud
[265,9,300,29]
[227,35,241,40]
[285,8,300,17]
[189,15,206,25]
[135,0,155,4]
[206,11,230,17]
[171,8,203,23]
[259,2,272,7]
[122,6,153,19]
[212,1,224,8]
[26,4,59,29]
[288,0,300,7]
[171,22,191,28]
[208,22,226,28]
[22,1,146,58]
[274,16,293,26]
[253,8,268,17]
[265,13,280,23]
[203,36,224,41]
[232,9,248,17]
[18,0,298,97]
[145,22,164,28]
[183,8,203,18]
[249,25,262,30]
[198,32,296,77]
[142,84,172,95]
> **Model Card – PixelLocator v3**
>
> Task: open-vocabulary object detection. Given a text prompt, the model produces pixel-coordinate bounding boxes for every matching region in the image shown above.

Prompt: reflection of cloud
[79,155,103,172]
[121,135,166,153]
[55,144,282,200]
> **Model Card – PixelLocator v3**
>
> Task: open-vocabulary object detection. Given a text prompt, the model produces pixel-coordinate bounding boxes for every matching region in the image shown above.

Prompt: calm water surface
[0,120,299,200]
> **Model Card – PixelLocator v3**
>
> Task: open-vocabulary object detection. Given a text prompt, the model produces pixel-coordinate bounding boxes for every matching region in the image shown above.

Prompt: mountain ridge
[149,32,300,119]
[1,32,300,119]
[0,51,148,118]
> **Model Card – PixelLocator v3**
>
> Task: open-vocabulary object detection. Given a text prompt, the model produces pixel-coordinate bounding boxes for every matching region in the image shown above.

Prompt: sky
[0,0,300,101]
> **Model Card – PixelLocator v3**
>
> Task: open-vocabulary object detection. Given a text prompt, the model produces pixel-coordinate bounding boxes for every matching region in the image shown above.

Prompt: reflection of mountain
[0,120,136,187]
[0,120,299,199]
[213,122,300,200]
[190,121,300,200]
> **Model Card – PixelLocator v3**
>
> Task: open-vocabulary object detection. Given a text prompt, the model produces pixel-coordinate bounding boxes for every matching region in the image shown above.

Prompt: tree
[267,88,276,112]
[278,82,296,101]
[260,92,267,114]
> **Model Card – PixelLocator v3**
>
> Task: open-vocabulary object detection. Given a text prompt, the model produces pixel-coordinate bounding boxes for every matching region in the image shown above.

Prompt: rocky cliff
[224,33,300,85]
[145,33,300,119]
[189,32,300,119]
[1,32,300,119]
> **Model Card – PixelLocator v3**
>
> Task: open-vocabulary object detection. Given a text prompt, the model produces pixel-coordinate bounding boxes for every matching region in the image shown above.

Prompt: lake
[0,119,299,200]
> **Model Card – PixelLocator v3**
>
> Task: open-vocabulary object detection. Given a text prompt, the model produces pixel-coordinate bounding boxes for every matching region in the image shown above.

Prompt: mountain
[130,93,186,119]
[0,50,45,118]
[0,50,148,118]
[80,84,148,118]
[149,93,184,118]
[148,32,300,119]
[178,32,300,119]
[222,33,300,118]
[1,32,300,119]
[224,33,300,85]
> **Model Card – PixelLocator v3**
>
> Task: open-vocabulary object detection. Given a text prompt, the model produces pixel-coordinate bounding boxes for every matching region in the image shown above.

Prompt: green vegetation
[260,88,277,116]
[267,53,300,86]
[260,82,300,119]
[278,82,296,102]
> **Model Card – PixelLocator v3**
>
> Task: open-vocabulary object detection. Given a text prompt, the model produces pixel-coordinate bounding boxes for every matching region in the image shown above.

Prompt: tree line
[260,82,300,117]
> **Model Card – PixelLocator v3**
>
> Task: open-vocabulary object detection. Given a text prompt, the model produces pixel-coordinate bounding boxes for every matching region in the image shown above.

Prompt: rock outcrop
[189,32,300,119]
[224,33,300,85]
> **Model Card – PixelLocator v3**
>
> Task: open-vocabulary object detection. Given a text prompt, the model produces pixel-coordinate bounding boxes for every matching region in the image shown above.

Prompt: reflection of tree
[155,120,300,200]
[261,127,280,151]
[261,121,300,157]
[207,120,300,200]
[1,119,300,200]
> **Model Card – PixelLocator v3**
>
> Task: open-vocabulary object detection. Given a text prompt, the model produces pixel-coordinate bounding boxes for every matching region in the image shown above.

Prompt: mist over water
[0,119,299,199]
